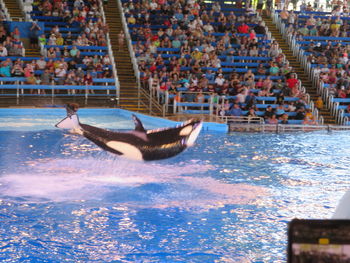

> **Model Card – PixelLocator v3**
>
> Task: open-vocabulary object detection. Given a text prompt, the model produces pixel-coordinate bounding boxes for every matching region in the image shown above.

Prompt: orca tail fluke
[55,113,82,134]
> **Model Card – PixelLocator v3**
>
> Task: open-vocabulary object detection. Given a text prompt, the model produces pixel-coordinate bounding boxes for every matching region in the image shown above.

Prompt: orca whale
[333,190,350,219]
[55,107,202,161]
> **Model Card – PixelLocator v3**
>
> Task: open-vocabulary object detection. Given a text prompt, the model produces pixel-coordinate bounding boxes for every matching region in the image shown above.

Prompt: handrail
[139,87,165,117]
[337,109,344,124]
[99,0,120,105]
[228,122,338,133]
[0,83,117,105]
[219,115,265,124]
[172,91,216,115]
[333,102,339,119]
[116,0,141,97]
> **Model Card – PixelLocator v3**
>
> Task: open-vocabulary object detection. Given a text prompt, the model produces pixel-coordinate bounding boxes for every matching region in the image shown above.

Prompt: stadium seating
[274,8,350,124]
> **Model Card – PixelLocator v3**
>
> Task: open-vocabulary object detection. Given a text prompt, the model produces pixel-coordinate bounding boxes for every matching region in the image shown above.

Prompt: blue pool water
[1,109,350,262]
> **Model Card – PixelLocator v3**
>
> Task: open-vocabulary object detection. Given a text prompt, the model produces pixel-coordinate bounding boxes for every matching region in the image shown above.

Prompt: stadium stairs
[104,0,159,115]
[3,0,23,21]
[23,39,41,57]
[263,14,337,125]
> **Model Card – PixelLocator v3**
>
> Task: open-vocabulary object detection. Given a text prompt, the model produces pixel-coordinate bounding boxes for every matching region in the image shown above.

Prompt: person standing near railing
[27,72,38,94]
[265,0,272,16]
[118,30,125,51]
[280,8,289,22]
[84,72,94,95]
[256,0,264,14]
[29,21,41,49]
[196,90,205,104]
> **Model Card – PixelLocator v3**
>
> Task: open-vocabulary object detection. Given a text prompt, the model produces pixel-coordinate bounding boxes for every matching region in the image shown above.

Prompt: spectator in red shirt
[149,62,157,73]
[159,81,168,104]
[238,23,249,34]
[286,74,298,90]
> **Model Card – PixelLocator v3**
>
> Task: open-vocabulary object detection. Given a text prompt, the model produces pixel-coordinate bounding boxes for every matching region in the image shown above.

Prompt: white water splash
[0,157,266,207]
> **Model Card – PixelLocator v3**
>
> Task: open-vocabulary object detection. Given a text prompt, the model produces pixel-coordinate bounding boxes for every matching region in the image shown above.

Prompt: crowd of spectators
[279,5,350,102]
[123,0,314,123]
[0,24,24,57]
[281,7,349,39]
[219,86,314,125]
[34,0,109,47]
[0,0,114,94]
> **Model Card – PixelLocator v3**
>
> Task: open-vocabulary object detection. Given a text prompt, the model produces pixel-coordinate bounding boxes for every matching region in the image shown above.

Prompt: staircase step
[104,1,164,116]
[3,0,24,19]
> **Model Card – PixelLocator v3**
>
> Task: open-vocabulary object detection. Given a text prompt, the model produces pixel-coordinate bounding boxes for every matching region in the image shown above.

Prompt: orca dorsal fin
[132,114,146,132]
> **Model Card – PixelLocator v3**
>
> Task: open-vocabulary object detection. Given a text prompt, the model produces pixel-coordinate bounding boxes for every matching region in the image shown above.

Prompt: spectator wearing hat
[215,73,225,94]
[314,42,323,52]
[191,48,202,61]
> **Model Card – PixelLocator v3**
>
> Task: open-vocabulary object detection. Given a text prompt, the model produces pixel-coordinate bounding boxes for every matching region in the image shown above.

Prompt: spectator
[228,103,243,116]
[245,91,257,109]
[315,96,324,110]
[295,107,306,120]
[280,113,289,124]
[0,44,8,57]
[40,69,52,85]
[55,64,67,85]
[29,21,41,48]
[47,47,56,58]
[118,30,125,51]
[83,72,94,94]
[238,22,249,34]
[215,73,225,94]
[264,105,274,119]
[266,114,278,124]
[11,62,24,77]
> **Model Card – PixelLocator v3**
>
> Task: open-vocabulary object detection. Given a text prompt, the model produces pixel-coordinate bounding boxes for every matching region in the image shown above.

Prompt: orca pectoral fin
[132,114,146,133]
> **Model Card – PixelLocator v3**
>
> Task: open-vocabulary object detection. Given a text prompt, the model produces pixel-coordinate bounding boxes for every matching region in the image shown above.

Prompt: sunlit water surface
[1,111,350,262]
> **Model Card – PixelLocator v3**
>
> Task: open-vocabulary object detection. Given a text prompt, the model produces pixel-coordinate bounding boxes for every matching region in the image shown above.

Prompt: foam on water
[0,157,266,208]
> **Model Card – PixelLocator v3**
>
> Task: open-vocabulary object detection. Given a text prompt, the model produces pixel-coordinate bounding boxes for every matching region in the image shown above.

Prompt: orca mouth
[190,121,203,132]
[186,121,203,147]
[192,121,202,129]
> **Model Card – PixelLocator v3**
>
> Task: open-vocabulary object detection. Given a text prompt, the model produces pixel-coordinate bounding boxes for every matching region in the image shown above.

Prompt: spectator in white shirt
[0,44,8,57]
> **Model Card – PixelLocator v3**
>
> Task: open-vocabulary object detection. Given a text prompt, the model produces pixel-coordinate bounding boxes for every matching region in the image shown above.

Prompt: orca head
[179,120,203,147]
